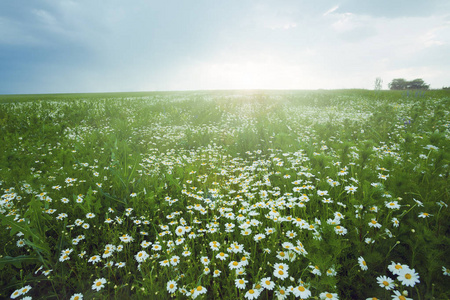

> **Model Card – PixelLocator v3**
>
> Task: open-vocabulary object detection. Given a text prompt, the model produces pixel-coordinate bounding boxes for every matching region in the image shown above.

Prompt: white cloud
[0,17,40,45]
[266,22,298,30]
[419,23,450,47]
[250,1,300,31]
[331,13,360,32]
[323,5,339,17]
[32,9,57,27]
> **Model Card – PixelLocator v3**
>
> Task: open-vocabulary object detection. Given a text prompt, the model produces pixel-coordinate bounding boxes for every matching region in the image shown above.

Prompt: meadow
[0,89,449,300]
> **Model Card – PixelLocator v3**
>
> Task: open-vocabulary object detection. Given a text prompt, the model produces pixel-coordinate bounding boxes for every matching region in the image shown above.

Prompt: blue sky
[1,0,449,94]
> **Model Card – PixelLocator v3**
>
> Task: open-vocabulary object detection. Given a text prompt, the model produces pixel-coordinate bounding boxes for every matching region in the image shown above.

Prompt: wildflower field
[0,90,449,300]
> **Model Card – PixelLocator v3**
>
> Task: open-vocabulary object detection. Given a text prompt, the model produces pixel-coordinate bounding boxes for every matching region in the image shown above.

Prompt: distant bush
[388,78,430,90]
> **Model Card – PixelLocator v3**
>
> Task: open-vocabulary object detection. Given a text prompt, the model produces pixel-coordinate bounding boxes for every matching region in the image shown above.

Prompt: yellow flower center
[249,289,254,294]
[326,293,333,298]
[298,286,305,292]
[197,286,203,291]
[96,281,102,286]
[405,273,412,279]
[169,284,174,289]
[383,281,389,286]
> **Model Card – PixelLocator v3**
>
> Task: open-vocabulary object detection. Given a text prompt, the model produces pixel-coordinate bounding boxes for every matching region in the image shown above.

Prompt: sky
[1,0,450,94]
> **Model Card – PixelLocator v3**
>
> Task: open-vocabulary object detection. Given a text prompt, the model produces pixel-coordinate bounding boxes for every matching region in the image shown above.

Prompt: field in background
[0,90,449,299]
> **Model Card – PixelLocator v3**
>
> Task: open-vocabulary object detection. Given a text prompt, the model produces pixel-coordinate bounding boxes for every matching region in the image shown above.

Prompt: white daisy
[397,268,420,287]
[92,278,106,292]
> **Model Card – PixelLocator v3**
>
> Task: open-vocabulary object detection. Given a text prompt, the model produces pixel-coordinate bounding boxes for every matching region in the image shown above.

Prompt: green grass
[0,90,449,299]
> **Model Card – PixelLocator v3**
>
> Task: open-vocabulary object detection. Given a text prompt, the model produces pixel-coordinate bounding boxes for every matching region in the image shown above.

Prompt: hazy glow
[171,55,317,90]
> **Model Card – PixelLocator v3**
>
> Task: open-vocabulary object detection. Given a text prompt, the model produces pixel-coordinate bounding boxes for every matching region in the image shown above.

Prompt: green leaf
[24,196,49,237]
[1,215,50,261]
[1,215,39,241]
[0,255,40,270]
[24,239,50,256]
